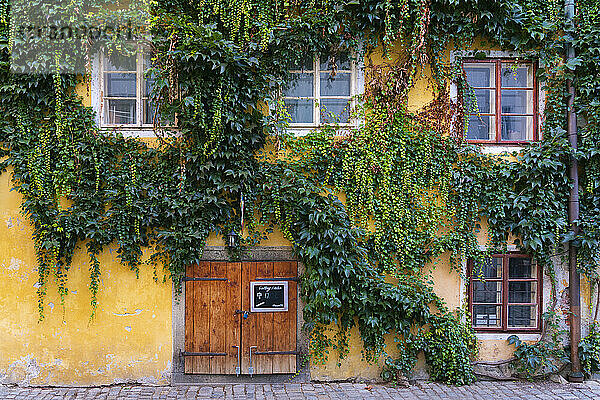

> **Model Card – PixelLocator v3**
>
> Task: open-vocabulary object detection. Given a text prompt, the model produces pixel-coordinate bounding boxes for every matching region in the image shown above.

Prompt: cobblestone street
[2,381,600,400]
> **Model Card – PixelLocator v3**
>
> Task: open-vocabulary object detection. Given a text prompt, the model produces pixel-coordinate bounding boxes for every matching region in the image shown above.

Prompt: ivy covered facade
[0,0,600,386]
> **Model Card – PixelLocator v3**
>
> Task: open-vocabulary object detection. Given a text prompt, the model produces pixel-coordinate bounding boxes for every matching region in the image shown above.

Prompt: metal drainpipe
[565,0,584,383]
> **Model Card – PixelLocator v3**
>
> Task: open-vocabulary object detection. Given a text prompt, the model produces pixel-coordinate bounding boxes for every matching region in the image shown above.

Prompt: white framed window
[100,50,154,127]
[91,48,171,136]
[281,52,364,133]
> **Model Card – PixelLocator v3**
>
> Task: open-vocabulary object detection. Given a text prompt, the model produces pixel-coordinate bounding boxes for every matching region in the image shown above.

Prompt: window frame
[468,253,542,333]
[95,48,175,134]
[100,50,150,129]
[463,58,540,144]
[282,52,363,133]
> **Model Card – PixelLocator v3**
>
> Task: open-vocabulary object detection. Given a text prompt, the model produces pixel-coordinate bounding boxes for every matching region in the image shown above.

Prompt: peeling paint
[4,216,25,231]
[0,355,67,386]
[0,239,172,386]
[2,355,41,386]
[6,257,23,271]
[113,309,142,317]
[3,257,29,281]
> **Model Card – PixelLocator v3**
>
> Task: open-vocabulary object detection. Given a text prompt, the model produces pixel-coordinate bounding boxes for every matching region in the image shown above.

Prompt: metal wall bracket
[248,346,257,377]
[232,345,241,376]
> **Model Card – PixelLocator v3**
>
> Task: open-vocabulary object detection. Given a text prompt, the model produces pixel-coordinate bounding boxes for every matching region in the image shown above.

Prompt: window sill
[286,125,358,137]
[475,332,541,341]
[470,144,525,155]
[99,127,179,138]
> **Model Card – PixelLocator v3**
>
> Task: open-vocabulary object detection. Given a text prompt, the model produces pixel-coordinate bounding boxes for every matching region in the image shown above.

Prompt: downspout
[565,0,583,383]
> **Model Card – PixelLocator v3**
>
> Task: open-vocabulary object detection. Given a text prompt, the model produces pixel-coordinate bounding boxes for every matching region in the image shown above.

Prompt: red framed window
[468,254,542,332]
[463,59,538,143]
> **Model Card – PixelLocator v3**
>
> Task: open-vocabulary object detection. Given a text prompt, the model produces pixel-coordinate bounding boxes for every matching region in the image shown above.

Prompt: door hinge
[182,277,228,282]
[253,350,300,355]
[254,277,299,282]
[179,350,227,357]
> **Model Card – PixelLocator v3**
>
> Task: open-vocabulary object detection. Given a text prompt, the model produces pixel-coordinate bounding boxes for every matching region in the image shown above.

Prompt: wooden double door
[184,261,297,375]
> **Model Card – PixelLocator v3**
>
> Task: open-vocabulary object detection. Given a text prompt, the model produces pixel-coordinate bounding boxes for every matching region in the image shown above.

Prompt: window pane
[501,90,533,114]
[320,72,351,96]
[320,99,350,123]
[284,99,314,124]
[473,257,502,279]
[144,75,155,98]
[143,54,156,98]
[283,73,314,97]
[501,63,533,88]
[464,63,495,87]
[501,116,534,141]
[144,100,157,125]
[509,258,535,278]
[320,52,351,70]
[509,281,537,303]
[473,305,501,327]
[143,54,154,71]
[473,281,502,303]
[467,115,495,140]
[465,88,495,114]
[144,100,173,126]
[105,99,136,124]
[104,53,137,71]
[105,73,136,97]
[508,305,537,328]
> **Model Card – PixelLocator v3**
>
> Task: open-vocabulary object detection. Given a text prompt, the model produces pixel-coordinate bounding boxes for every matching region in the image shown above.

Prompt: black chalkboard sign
[250,281,288,312]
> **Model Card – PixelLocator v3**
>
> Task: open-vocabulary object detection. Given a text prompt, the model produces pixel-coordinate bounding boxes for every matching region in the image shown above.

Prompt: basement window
[468,254,541,332]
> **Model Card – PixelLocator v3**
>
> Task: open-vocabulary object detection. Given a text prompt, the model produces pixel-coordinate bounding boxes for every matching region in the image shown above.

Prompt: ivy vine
[1,0,600,384]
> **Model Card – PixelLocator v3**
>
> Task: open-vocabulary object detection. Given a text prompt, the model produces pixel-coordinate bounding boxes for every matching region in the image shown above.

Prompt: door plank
[194,261,211,373]
[255,261,274,374]
[271,261,287,373]
[184,264,194,374]
[225,262,241,374]
[272,261,297,373]
[286,261,298,373]
[209,261,227,374]
[241,261,255,374]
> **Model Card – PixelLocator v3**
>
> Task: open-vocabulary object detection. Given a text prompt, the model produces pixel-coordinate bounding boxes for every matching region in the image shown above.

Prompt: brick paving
[1,380,600,399]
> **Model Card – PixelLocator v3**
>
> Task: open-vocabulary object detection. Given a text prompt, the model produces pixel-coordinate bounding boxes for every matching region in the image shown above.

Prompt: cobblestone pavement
[2,381,600,400]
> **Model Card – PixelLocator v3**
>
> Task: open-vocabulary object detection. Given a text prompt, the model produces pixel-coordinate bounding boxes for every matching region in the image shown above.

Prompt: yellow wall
[0,170,172,386]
